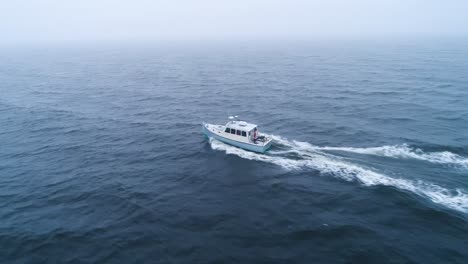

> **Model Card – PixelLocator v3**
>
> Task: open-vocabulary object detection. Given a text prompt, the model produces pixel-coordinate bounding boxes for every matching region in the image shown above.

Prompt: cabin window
[230,129,236,134]
[225,128,230,133]
[236,130,241,136]
[242,131,247,137]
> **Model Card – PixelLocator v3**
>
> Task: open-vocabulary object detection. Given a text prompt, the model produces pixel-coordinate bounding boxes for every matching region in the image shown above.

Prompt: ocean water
[1,40,468,263]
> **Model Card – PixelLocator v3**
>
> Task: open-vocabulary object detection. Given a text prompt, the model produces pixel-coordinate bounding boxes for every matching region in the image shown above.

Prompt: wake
[315,144,468,169]
[209,135,468,214]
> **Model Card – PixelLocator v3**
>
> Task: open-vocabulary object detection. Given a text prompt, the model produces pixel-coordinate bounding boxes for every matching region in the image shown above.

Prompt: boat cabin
[224,120,259,143]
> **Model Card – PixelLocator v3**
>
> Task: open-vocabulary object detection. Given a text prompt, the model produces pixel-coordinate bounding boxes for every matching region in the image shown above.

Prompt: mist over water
[2,0,468,45]
[1,40,468,263]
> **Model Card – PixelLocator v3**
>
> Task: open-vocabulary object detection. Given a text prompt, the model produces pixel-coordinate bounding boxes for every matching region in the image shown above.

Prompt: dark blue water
[1,40,468,263]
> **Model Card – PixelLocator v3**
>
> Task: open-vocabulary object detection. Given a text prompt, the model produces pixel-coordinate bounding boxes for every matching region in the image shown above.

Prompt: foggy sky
[1,0,468,44]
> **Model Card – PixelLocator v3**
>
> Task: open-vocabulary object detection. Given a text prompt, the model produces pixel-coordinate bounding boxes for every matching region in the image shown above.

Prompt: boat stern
[261,138,273,153]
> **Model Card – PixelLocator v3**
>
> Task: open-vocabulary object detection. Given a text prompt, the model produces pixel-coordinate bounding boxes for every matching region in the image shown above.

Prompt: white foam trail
[209,137,468,213]
[318,144,468,168]
[267,134,468,168]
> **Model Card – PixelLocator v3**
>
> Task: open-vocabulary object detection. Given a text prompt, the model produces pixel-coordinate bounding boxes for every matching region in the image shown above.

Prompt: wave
[209,136,468,214]
[315,144,468,169]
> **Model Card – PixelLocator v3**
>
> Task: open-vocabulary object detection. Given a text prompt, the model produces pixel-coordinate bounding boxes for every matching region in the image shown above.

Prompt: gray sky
[2,0,468,44]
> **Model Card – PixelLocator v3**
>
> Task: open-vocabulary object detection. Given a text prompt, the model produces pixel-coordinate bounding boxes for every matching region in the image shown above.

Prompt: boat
[202,116,273,153]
